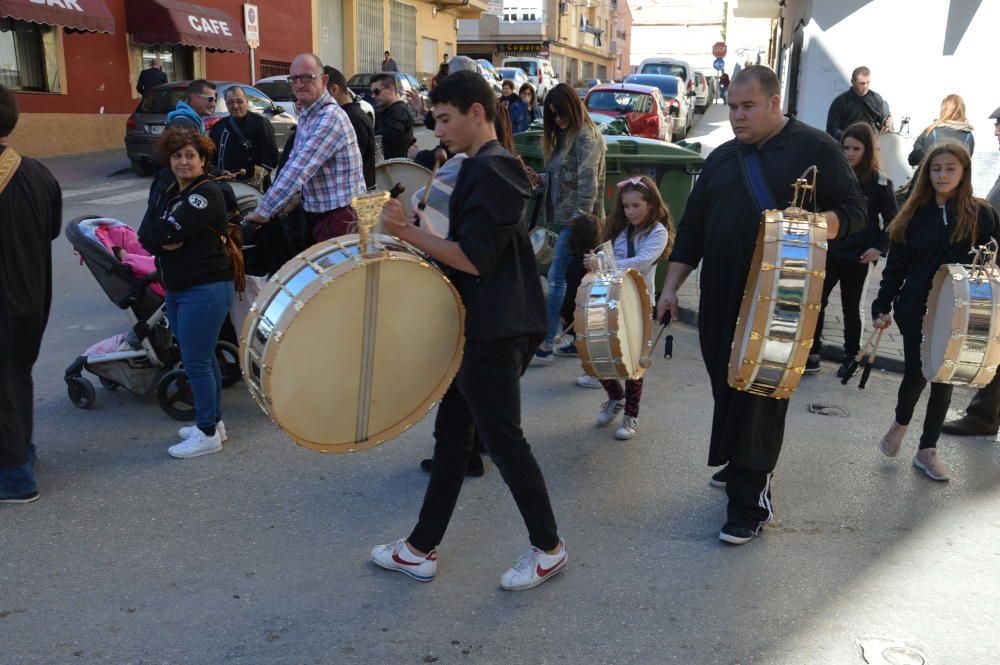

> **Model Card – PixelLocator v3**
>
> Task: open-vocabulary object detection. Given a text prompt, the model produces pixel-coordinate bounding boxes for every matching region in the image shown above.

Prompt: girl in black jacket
[872,143,1000,480]
[139,129,236,460]
[810,122,898,376]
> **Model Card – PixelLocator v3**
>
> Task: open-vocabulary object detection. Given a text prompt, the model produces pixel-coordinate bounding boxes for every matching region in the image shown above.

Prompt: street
[1,113,999,665]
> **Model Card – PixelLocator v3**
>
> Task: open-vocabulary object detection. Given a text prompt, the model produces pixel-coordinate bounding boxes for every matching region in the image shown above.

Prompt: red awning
[0,0,115,34]
[125,0,246,53]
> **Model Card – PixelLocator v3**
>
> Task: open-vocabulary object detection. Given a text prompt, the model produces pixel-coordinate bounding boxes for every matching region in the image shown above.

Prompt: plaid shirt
[257,92,366,218]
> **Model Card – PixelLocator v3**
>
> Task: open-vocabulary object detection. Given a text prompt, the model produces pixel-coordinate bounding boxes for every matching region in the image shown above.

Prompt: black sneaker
[420,457,486,477]
[709,466,730,488]
[719,522,757,545]
[836,355,855,379]
[0,489,39,504]
[804,354,821,375]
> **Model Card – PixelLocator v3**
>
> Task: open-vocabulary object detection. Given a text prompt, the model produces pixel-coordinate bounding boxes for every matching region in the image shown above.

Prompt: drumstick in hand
[640,311,673,369]
[418,151,446,212]
[553,321,574,346]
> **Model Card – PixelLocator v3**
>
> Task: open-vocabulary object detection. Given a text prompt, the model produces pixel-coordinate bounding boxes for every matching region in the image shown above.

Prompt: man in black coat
[371,73,413,160]
[208,86,279,188]
[0,85,62,504]
[325,66,375,189]
[826,66,891,141]
[136,59,167,97]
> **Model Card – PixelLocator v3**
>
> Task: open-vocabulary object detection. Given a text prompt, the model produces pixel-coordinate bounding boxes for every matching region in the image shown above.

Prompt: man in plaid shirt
[245,53,366,242]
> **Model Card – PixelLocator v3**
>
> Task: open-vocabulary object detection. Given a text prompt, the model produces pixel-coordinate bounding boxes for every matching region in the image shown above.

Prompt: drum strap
[738,148,777,216]
[626,228,636,258]
[0,146,22,197]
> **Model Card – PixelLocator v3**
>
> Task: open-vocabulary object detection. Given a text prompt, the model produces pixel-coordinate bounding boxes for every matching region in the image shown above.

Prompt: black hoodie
[447,140,546,342]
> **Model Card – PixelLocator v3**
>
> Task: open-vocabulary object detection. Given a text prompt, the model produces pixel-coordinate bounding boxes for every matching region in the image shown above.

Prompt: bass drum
[922,263,1000,387]
[877,131,915,195]
[241,234,465,453]
[575,269,653,380]
[374,159,432,221]
[226,181,264,218]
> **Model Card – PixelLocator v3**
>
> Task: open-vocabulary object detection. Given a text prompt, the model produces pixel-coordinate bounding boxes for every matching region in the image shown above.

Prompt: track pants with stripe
[725,464,774,531]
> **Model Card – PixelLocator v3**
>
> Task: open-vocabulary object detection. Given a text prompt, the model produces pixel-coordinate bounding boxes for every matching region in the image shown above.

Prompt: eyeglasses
[287,74,320,84]
[369,88,383,96]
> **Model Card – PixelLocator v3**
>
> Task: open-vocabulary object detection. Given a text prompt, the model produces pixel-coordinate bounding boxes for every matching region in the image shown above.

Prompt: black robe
[670,119,866,470]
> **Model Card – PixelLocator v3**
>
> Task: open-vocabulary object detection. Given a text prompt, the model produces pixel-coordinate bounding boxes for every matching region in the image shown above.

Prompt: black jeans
[895,333,953,449]
[0,361,35,469]
[812,256,870,357]
[408,336,560,553]
[961,372,1000,430]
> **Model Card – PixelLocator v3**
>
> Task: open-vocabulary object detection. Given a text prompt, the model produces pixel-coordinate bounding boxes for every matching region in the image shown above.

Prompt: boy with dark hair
[374,70,566,591]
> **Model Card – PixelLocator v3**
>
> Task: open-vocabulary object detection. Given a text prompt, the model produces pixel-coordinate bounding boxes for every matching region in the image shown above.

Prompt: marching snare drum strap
[737,147,777,216]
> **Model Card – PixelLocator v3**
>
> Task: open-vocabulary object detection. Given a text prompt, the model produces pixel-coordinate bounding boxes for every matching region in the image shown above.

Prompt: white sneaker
[500,540,567,591]
[168,428,223,459]
[615,415,638,440]
[371,538,437,582]
[575,374,603,389]
[179,420,227,442]
[597,399,625,426]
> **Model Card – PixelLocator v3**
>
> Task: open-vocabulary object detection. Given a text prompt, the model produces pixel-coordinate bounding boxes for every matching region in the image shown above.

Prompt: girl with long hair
[509,82,542,134]
[584,175,671,439]
[808,122,898,376]
[534,83,606,364]
[908,94,975,166]
[873,143,999,480]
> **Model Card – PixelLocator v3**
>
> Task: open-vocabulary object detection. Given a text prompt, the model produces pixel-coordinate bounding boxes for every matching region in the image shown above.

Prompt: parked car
[624,73,692,141]
[475,63,503,96]
[584,83,673,142]
[573,79,602,99]
[501,57,559,101]
[638,57,695,97]
[254,75,374,125]
[495,67,529,88]
[477,59,502,82]
[125,80,296,176]
[691,71,710,112]
[697,70,719,107]
[346,72,428,126]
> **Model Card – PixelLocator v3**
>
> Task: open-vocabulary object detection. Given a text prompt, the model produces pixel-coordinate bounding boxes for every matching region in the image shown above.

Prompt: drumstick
[639,311,673,369]
[858,328,884,390]
[417,152,446,212]
[553,322,574,346]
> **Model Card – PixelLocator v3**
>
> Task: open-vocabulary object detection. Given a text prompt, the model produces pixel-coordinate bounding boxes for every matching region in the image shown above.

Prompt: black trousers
[408,336,559,553]
[961,373,1000,431]
[725,464,773,530]
[895,333,953,449]
[812,256,870,357]
[0,361,35,469]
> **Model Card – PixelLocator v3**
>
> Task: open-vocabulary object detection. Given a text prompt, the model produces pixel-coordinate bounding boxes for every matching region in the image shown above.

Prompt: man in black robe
[208,86,278,189]
[374,71,565,590]
[826,66,891,141]
[0,85,61,503]
[658,66,866,545]
[371,73,414,160]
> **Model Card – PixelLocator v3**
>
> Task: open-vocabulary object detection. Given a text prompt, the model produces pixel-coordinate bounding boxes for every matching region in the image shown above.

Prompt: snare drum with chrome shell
[530,227,557,264]
[922,263,1000,387]
[240,234,465,453]
[575,269,653,380]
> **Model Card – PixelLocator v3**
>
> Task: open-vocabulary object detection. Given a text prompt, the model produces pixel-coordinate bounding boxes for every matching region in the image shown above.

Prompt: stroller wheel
[67,377,96,409]
[157,369,196,421]
[216,341,242,388]
[99,376,120,391]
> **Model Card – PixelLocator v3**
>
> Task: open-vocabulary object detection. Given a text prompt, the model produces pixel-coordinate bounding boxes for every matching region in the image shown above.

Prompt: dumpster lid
[603,135,704,163]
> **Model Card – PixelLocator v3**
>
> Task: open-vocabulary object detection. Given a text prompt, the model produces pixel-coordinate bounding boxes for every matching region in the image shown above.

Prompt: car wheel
[131,158,153,177]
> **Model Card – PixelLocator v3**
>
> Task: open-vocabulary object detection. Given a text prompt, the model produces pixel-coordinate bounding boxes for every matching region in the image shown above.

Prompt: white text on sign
[30,0,84,11]
[188,15,233,36]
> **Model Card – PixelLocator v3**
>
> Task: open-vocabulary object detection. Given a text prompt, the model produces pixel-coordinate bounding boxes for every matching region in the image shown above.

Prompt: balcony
[428,0,490,19]
[458,14,548,42]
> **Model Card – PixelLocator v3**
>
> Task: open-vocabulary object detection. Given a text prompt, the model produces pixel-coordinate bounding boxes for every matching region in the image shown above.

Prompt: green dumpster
[514,128,705,292]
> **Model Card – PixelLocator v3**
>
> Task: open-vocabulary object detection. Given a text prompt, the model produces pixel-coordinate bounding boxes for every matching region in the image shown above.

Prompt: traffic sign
[713,57,725,72]
[712,42,727,58]
[244,3,259,49]
[539,48,549,58]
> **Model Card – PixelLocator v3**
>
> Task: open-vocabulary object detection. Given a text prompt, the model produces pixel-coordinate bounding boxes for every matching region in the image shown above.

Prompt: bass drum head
[374,159,432,219]
[617,271,647,378]
[877,132,915,195]
[226,181,263,218]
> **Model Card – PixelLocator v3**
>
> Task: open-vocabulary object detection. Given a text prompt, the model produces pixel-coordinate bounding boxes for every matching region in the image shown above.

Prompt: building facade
[609,0,630,80]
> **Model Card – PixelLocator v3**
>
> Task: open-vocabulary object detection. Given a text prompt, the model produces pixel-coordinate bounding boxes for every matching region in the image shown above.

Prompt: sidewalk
[673,103,905,373]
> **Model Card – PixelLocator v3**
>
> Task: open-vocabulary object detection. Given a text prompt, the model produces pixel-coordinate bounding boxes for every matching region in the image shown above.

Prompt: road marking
[83,190,151,206]
[63,180,143,199]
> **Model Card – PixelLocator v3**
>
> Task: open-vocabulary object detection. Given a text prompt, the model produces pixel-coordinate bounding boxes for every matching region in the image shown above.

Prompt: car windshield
[641,63,686,80]
[255,81,293,102]
[505,61,538,76]
[141,88,191,113]
[625,75,679,97]
[586,91,652,113]
[497,69,521,79]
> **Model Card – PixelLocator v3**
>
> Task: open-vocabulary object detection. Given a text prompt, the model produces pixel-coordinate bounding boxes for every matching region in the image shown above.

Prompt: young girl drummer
[586,175,671,440]
[873,143,1000,480]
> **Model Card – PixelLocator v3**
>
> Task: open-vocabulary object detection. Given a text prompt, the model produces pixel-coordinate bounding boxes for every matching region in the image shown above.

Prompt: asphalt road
[1,136,999,665]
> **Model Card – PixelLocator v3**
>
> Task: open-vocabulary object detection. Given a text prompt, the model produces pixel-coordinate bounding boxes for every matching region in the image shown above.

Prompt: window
[241,86,273,113]
[259,59,291,80]
[140,45,194,83]
[0,19,60,92]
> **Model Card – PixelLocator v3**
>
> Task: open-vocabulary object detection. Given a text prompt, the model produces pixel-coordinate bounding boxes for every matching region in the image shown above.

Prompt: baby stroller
[63,216,242,420]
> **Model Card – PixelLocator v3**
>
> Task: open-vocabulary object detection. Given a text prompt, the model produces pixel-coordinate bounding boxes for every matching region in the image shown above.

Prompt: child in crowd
[557,213,603,357]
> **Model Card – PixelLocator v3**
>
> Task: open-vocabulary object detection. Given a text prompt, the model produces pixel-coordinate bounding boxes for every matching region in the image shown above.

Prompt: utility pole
[722,0,728,41]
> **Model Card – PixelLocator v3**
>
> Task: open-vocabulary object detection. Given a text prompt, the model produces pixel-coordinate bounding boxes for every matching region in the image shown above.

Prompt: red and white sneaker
[371,538,437,582]
[500,539,567,591]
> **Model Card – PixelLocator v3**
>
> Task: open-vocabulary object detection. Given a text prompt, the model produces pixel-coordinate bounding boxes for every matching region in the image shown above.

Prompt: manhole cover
[807,403,849,417]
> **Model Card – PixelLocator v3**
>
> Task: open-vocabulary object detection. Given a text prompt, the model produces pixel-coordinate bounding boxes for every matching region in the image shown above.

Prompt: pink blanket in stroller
[94,223,166,297]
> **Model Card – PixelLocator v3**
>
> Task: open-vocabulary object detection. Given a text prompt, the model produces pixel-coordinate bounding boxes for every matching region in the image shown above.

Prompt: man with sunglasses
[370,73,413,160]
[166,80,217,134]
[245,53,366,243]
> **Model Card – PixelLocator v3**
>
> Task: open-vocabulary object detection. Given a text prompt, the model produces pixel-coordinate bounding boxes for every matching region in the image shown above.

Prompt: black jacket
[375,100,414,160]
[208,111,279,179]
[828,172,896,260]
[872,200,1000,334]
[826,88,890,140]
[136,67,167,96]
[342,101,376,188]
[908,122,975,166]
[138,175,234,292]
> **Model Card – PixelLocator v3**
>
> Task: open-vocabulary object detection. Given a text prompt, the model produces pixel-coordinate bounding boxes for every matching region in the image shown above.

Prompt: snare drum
[530,227,557,265]
[240,234,465,453]
[374,159,432,220]
[575,269,653,380]
[227,181,263,218]
[728,207,827,399]
[921,263,1000,386]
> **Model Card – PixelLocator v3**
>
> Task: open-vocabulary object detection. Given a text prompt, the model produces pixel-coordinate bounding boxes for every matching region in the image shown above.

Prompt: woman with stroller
[139,129,236,459]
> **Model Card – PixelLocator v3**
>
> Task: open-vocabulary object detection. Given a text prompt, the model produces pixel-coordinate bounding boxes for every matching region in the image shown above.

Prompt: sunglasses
[195,93,216,103]
[369,88,383,96]
[287,74,320,84]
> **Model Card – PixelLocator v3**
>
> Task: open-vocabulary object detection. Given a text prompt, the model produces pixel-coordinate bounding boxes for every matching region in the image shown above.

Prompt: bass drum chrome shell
[575,268,653,380]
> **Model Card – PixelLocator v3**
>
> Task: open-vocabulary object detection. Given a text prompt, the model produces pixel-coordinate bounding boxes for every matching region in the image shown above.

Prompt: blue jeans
[166,281,234,434]
[544,227,573,344]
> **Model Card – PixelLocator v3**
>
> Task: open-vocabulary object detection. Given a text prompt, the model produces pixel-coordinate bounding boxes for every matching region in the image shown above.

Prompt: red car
[583,83,673,142]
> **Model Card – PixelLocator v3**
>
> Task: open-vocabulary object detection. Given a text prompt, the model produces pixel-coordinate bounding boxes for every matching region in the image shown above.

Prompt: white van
[638,58,694,94]
[501,57,559,101]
